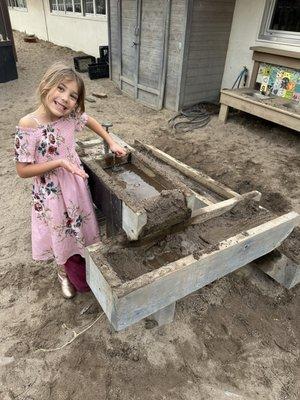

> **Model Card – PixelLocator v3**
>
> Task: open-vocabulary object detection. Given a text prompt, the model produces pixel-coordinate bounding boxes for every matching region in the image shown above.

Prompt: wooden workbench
[219,88,300,132]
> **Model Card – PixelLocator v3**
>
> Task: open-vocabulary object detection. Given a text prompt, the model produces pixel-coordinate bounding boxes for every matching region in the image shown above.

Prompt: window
[49,0,106,16]
[85,0,94,14]
[84,0,106,15]
[74,0,81,13]
[57,0,65,11]
[7,0,27,9]
[259,0,300,45]
[95,0,105,14]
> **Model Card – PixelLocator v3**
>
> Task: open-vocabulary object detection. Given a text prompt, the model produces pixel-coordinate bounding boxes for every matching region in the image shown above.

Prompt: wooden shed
[108,0,235,110]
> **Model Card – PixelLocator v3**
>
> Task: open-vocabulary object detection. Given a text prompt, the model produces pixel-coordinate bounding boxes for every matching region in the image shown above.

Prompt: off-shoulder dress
[14,112,100,265]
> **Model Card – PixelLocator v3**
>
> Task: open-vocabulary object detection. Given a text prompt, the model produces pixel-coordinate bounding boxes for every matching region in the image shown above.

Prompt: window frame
[258,0,300,45]
[49,0,106,17]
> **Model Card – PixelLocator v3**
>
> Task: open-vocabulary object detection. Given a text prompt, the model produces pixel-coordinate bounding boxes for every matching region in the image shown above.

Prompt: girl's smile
[45,79,79,119]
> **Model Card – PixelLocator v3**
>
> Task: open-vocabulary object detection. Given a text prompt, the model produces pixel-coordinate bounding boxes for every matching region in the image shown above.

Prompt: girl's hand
[109,142,126,157]
[59,159,89,179]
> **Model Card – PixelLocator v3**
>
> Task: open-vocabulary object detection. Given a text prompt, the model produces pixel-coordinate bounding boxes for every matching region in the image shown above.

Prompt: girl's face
[44,79,79,118]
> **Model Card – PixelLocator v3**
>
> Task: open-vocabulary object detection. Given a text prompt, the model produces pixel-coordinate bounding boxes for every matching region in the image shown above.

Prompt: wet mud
[103,200,274,282]
[83,149,193,238]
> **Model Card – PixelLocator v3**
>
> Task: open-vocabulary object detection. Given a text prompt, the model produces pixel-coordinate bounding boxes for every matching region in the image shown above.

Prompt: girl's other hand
[109,142,126,157]
[59,159,89,179]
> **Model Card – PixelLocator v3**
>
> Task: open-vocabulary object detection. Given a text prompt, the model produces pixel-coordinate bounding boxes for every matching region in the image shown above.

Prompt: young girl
[14,62,126,299]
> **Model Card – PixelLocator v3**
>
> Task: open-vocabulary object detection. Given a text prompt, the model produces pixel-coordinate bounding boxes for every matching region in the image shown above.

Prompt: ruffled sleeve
[74,112,88,132]
[14,127,37,163]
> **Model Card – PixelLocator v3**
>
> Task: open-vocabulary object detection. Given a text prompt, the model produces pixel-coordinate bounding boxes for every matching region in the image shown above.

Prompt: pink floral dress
[14,112,100,265]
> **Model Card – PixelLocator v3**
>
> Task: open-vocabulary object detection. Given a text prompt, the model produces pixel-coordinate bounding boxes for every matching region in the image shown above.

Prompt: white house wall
[222,0,297,89]
[8,0,108,58]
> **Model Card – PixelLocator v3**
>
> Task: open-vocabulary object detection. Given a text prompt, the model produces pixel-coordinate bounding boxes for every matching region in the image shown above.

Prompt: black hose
[168,103,213,133]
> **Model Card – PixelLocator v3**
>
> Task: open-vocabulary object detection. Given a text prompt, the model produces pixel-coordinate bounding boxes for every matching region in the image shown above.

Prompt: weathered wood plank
[111,212,299,330]
[251,50,300,70]
[135,141,239,199]
[190,190,262,223]
[85,246,120,320]
[250,46,300,60]
[122,203,147,241]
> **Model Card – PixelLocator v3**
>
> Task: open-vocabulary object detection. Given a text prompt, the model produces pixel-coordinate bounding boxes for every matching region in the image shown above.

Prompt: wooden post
[219,103,229,123]
[151,302,176,326]
[252,251,300,289]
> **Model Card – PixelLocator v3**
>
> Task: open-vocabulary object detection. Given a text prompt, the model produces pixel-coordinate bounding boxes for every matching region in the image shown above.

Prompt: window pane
[50,0,58,11]
[95,0,105,14]
[57,0,65,11]
[270,0,300,32]
[85,0,94,14]
[16,0,26,7]
[74,0,81,12]
[65,0,73,11]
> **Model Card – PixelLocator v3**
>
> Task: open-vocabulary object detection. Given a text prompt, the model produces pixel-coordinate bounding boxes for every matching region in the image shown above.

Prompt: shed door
[119,0,170,110]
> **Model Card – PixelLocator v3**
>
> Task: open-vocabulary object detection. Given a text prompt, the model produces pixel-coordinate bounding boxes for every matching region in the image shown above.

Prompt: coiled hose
[168,103,214,133]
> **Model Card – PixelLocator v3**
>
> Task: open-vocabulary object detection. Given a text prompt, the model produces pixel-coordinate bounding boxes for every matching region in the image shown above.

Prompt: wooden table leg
[219,103,229,123]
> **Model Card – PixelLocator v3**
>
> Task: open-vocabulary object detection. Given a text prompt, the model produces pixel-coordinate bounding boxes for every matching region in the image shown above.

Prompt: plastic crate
[88,62,109,80]
[73,55,96,73]
[0,42,18,83]
[99,46,109,63]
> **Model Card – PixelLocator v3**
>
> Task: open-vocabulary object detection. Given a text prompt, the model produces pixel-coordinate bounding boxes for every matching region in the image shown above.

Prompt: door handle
[131,41,139,47]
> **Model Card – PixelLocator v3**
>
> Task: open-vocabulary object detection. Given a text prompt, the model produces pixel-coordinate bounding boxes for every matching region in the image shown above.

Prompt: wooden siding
[163,0,188,110]
[180,0,235,108]
[121,0,137,94]
[138,2,166,90]
[109,0,121,84]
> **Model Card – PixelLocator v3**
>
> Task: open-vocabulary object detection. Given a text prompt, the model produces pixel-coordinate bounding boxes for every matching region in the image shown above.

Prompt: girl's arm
[85,115,126,156]
[16,159,88,179]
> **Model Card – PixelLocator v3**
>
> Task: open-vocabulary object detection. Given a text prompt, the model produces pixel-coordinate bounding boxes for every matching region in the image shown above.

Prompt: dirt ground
[0,32,299,400]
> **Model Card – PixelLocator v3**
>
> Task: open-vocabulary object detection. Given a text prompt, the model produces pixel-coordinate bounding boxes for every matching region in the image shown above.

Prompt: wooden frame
[81,148,198,240]
[259,0,300,48]
[86,212,300,331]
[79,135,300,331]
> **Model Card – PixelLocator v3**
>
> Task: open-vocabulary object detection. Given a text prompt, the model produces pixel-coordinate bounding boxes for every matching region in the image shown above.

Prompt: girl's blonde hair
[37,62,85,113]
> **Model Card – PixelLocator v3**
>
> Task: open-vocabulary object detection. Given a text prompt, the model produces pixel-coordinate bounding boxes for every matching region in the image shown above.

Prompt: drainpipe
[41,0,49,42]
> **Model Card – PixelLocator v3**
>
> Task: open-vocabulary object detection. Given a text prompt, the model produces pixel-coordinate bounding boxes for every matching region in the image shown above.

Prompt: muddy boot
[57,265,76,299]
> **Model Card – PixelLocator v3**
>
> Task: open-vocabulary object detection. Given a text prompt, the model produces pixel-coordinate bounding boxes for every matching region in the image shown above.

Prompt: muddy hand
[60,159,89,179]
[109,142,126,157]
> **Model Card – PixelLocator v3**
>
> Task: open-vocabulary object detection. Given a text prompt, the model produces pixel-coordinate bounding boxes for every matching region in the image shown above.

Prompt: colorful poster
[257,64,300,102]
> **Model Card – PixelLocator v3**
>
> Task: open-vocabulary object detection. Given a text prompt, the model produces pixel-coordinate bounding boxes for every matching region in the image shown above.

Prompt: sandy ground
[0,32,299,400]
